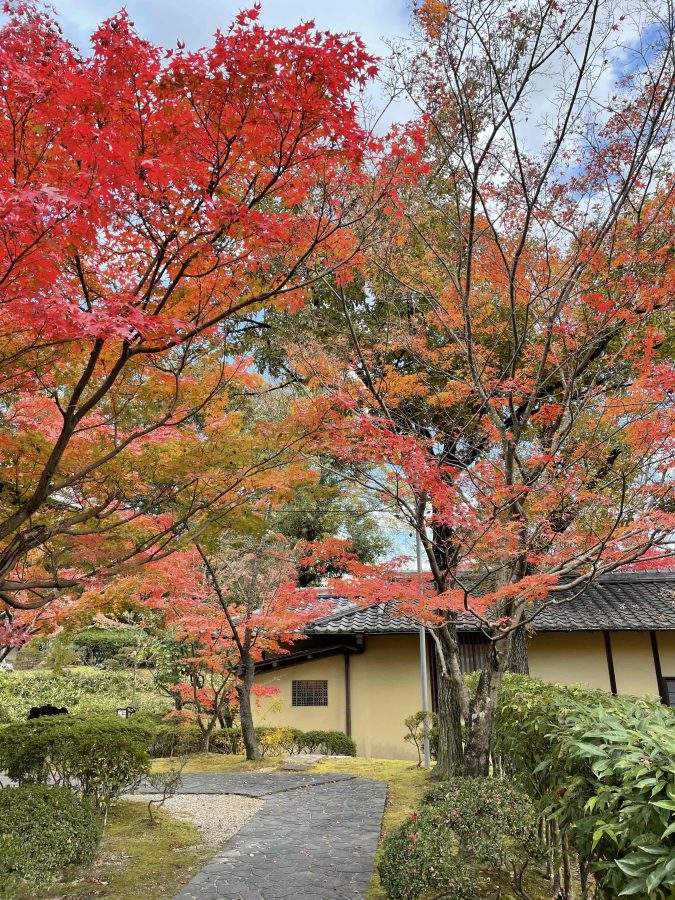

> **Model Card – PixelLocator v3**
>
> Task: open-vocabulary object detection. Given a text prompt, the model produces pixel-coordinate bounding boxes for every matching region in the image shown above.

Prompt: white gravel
[128,793,263,846]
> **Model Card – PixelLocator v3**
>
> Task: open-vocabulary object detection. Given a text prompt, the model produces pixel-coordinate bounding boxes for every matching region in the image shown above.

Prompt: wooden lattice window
[292,679,328,707]
[663,677,675,707]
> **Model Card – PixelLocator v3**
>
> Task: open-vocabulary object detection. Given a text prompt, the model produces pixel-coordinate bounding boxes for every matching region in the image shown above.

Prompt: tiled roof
[306,573,675,635]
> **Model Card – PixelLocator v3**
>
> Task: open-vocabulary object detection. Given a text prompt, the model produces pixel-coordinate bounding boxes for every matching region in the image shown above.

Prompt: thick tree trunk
[434,669,464,778]
[507,624,529,673]
[237,659,260,760]
[433,621,466,779]
[201,720,216,753]
[462,638,509,776]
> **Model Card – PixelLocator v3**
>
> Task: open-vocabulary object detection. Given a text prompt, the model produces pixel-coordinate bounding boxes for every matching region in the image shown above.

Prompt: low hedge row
[151,724,356,758]
[492,674,675,900]
[0,785,102,890]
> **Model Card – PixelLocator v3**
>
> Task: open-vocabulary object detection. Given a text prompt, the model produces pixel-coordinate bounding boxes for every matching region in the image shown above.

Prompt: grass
[151,752,282,774]
[11,801,212,900]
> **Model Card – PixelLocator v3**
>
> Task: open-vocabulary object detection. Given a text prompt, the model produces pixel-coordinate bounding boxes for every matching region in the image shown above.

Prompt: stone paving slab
[171,773,387,900]
[140,771,358,797]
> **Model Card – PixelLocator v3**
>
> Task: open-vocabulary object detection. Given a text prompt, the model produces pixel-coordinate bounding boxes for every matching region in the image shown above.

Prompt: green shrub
[0,714,153,812]
[148,723,355,758]
[378,807,474,899]
[72,627,142,665]
[492,674,675,899]
[254,725,302,757]
[0,785,102,889]
[210,727,245,754]
[0,667,171,723]
[296,729,356,756]
[151,722,204,757]
[379,776,541,899]
[425,777,542,877]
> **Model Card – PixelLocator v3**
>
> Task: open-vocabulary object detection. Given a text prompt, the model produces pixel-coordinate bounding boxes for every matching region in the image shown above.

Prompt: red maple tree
[0,2,394,614]
[278,0,675,775]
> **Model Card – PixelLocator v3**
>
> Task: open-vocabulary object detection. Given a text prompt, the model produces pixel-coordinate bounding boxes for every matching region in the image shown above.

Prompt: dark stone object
[27,704,68,719]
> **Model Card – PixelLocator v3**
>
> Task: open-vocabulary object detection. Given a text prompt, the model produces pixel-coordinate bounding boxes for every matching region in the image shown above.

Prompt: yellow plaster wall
[252,635,432,760]
[253,655,346,733]
[529,630,662,698]
[252,630,672,761]
[610,632,659,698]
[349,635,432,761]
[655,632,675,675]
[528,632,611,691]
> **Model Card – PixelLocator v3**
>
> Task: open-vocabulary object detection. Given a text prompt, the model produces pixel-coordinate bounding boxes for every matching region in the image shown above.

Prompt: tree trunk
[434,668,464,778]
[562,832,573,899]
[462,639,509,776]
[201,722,215,753]
[237,658,260,760]
[433,622,466,779]
[507,624,529,674]
[218,706,234,729]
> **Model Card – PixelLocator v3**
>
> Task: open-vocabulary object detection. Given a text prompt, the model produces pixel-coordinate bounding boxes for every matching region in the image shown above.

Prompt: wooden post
[344,652,352,737]
[603,631,617,695]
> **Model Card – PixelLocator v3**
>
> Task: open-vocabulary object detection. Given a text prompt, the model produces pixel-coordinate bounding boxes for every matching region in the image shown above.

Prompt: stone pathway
[143,772,387,900]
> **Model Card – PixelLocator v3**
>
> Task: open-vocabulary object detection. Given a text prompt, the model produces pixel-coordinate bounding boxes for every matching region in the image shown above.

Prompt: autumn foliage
[0,2,392,615]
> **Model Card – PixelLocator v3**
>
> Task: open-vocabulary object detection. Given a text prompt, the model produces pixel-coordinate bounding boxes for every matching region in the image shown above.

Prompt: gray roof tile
[306,573,675,634]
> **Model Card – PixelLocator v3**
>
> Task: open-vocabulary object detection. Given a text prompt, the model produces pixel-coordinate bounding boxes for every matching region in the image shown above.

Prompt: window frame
[291,679,328,707]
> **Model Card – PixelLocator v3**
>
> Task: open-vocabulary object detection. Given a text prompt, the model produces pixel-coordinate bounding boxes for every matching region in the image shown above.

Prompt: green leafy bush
[0,714,152,812]
[294,729,356,756]
[254,725,303,756]
[379,776,541,899]
[151,722,204,757]
[378,807,474,899]
[72,627,142,665]
[492,674,675,899]
[149,723,355,758]
[426,777,542,879]
[0,785,102,889]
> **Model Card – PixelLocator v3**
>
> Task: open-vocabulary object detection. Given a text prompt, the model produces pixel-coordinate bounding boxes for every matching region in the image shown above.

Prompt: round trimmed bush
[0,714,153,811]
[379,777,543,899]
[0,785,102,888]
[378,808,475,899]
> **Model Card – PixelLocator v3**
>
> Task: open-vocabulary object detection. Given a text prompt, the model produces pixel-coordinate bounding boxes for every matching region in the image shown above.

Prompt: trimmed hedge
[0,785,102,888]
[72,627,142,665]
[0,714,152,812]
[492,674,675,899]
[150,724,356,758]
[378,776,541,899]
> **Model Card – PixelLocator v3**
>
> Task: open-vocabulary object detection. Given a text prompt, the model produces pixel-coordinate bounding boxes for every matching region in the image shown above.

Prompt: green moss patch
[11,801,212,900]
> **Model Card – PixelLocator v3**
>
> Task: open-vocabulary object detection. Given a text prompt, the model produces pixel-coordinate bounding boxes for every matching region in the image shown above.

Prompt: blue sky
[49,1,412,58]
[47,1,416,133]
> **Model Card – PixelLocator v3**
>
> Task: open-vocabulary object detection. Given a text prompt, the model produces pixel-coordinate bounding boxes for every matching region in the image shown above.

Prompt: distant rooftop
[306,572,675,635]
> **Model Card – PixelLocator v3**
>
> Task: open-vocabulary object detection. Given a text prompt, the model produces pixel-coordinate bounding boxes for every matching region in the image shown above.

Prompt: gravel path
[126,793,263,846]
